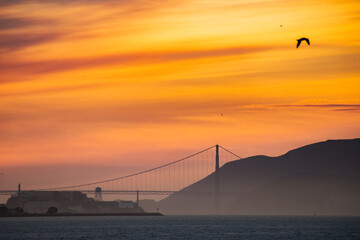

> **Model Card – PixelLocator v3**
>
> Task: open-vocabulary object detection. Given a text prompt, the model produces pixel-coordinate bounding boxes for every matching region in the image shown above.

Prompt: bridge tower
[136,190,139,206]
[214,144,220,213]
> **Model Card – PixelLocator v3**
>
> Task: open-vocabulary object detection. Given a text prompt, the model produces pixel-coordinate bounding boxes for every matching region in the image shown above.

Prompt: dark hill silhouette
[157,138,360,215]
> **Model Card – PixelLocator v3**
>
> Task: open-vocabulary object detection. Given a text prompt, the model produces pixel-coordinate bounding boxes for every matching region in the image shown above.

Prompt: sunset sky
[0,0,359,190]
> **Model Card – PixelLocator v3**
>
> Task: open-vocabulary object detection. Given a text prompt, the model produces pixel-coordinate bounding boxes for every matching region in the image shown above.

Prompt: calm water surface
[1,215,359,240]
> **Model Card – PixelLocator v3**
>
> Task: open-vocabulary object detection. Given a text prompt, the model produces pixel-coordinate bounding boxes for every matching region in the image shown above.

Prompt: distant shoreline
[0,212,163,217]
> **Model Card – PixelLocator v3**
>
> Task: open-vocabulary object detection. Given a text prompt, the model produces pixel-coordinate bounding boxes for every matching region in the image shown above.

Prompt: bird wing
[296,40,301,48]
[305,38,310,45]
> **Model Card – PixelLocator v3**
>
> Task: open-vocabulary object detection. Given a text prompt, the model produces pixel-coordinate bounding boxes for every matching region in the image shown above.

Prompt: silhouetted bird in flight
[296,38,310,48]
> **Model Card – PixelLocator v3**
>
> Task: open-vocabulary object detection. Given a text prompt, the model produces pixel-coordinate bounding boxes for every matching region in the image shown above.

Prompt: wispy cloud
[2,101,359,131]
[273,104,360,108]
[0,0,122,7]
[0,15,55,30]
[272,104,360,111]
[0,32,61,52]
[0,82,117,97]
[0,46,274,77]
[240,104,360,112]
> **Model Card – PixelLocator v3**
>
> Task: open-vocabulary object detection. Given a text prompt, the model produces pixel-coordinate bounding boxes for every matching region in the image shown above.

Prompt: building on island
[6,189,144,214]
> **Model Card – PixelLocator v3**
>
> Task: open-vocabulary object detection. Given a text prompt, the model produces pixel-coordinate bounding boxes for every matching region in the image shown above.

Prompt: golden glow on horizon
[0,0,359,169]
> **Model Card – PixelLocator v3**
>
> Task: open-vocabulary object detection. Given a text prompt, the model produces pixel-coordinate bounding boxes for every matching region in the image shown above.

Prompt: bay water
[1,215,359,240]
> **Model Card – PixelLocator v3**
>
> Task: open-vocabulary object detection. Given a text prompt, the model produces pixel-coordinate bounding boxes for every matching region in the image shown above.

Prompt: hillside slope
[158,138,360,215]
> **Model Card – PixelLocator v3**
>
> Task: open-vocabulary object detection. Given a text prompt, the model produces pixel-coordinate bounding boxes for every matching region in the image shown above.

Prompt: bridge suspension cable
[32,145,241,195]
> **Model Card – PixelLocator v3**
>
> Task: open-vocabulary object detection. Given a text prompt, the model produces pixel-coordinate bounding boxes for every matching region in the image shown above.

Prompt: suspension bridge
[0,145,241,205]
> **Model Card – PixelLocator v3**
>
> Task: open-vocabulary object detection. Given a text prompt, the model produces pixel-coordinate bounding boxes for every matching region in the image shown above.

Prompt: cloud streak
[0,46,274,77]
[0,32,61,52]
[0,15,55,30]
[271,104,360,111]
[0,0,122,7]
[273,104,360,108]
[0,82,117,97]
[2,101,359,130]
[237,104,360,112]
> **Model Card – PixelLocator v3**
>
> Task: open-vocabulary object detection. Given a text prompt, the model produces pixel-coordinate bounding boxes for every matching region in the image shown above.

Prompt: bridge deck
[0,190,238,196]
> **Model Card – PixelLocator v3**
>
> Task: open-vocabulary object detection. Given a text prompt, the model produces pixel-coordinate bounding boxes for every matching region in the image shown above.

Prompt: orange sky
[0,0,360,189]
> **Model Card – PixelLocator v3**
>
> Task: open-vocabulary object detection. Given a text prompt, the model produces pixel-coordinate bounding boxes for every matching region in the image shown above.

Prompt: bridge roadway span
[0,190,239,196]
